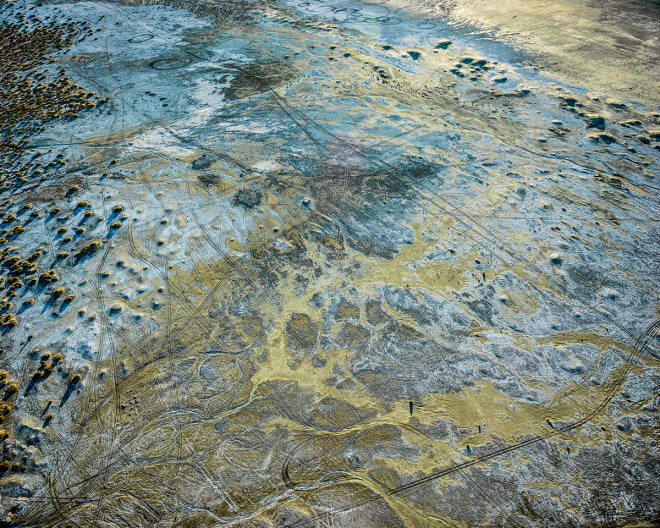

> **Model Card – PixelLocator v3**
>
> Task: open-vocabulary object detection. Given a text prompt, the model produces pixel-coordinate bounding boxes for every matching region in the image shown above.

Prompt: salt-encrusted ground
[0,0,658,526]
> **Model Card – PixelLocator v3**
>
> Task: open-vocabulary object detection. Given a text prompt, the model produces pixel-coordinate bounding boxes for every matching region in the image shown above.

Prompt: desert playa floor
[0,0,658,526]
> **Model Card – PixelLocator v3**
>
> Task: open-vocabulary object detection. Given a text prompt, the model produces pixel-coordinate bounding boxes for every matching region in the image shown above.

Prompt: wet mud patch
[225,58,300,101]
[304,156,443,259]
[196,172,222,186]
[190,154,215,171]
[232,188,262,208]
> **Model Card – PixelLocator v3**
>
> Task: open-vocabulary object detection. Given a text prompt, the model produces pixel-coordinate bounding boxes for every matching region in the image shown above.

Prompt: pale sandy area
[369,0,660,106]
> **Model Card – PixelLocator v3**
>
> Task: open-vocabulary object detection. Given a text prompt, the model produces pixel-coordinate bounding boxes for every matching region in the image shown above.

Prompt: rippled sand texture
[0,0,658,527]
